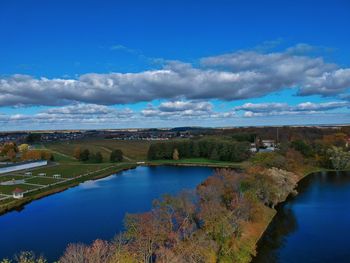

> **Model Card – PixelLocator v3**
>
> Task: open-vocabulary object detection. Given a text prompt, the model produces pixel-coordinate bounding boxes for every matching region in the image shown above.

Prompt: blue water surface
[0,166,213,261]
[253,171,350,263]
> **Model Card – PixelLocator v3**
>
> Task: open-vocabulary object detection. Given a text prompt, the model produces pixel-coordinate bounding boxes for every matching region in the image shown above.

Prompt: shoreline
[249,167,348,262]
[0,160,228,216]
[0,163,137,216]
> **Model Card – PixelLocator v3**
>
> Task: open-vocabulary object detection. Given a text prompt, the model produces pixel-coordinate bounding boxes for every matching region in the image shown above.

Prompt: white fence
[0,160,48,174]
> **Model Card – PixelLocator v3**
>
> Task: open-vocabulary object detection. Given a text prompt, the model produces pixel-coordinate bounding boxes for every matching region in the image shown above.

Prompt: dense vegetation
[73,147,124,163]
[0,142,53,162]
[147,139,251,162]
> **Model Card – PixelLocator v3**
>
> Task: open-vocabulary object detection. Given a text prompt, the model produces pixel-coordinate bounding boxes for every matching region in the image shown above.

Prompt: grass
[0,184,39,195]
[0,175,27,183]
[33,163,114,178]
[25,177,64,185]
[44,139,151,161]
[148,158,243,168]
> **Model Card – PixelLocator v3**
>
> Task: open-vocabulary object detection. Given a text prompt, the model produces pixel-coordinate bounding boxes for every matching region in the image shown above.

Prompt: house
[12,188,24,199]
[262,140,276,148]
[38,173,46,176]
[24,172,32,176]
[53,174,61,179]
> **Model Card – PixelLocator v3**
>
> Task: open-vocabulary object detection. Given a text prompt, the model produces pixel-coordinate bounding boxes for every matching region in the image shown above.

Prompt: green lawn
[0,175,27,183]
[33,163,113,178]
[25,177,64,185]
[0,184,40,195]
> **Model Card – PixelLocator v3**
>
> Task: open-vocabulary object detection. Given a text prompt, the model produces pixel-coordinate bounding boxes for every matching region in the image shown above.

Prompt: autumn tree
[172,148,179,160]
[18,144,29,153]
[327,146,350,170]
[73,147,82,160]
[14,251,47,263]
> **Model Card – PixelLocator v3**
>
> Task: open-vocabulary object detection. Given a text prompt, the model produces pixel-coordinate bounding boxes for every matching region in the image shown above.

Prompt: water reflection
[253,203,298,263]
[253,171,350,263]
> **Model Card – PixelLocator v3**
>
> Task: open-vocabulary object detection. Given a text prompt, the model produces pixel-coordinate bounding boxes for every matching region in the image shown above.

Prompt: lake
[0,165,213,261]
[253,171,350,263]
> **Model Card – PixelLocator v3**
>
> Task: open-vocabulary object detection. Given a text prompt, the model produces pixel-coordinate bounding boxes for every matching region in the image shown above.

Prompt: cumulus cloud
[235,101,350,117]
[1,45,350,107]
[142,100,235,119]
[0,104,134,125]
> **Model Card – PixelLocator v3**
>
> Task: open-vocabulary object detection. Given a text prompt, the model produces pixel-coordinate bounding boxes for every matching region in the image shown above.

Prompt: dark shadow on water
[253,170,350,263]
[252,202,298,263]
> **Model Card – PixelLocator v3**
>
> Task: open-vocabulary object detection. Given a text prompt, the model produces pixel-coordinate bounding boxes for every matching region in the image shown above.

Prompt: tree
[18,144,29,153]
[7,148,17,161]
[209,148,219,160]
[80,149,90,161]
[60,240,114,263]
[172,148,179,160]
[73,147,82,160]
[94,152,103,163]
[291,140,313,157]
[327,146,350,170]
[22,150,53,161]
[110,149,123,162]
[14,251,47,263]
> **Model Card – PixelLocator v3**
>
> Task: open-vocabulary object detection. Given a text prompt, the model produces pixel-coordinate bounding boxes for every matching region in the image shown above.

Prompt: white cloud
[236,101,350,117]
[1,45,349,107]
[0,104,134,126]
[141,100,235,120]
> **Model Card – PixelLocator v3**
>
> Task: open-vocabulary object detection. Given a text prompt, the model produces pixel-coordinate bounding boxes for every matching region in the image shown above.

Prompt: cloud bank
[1,46,350,107]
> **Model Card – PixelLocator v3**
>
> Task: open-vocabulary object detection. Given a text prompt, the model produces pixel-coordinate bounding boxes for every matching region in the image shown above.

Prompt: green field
[33,163,114,178]
[43,139,151,161]
[25,177,64,185]
[0,184,40,195]
[0,175,27,183]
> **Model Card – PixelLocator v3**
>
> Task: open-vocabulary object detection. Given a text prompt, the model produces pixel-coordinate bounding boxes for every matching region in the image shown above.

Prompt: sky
[0,0,350,131]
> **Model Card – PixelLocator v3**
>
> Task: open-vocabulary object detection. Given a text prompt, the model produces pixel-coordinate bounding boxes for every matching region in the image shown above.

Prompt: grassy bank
[148,158,243,168]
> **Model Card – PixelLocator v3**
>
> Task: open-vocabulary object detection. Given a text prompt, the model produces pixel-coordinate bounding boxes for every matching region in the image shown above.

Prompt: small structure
[0,160,48,174]
[12,188,24,199]
[38,173,46,176]
[262,140,276,148]
[24,172,32,176]
[53,174,61,179]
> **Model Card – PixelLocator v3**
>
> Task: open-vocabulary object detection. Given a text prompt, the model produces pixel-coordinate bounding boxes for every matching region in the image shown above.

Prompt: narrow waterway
[253,171,350,263]
[0,166,213,261]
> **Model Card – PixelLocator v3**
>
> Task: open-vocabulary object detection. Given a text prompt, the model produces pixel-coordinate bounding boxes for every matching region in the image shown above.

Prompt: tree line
[74,147,123,163]
[147,139,251,162]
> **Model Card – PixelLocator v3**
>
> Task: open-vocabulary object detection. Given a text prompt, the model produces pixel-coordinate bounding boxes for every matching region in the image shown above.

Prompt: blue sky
[0,0,349,130]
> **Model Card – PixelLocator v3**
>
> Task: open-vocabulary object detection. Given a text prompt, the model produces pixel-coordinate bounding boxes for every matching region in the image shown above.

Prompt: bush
[110,149,123,162]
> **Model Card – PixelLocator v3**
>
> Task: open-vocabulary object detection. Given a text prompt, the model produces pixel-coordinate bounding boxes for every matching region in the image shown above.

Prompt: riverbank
[248,166,344,262]
[0,163,137,215]
[147,158,243,168]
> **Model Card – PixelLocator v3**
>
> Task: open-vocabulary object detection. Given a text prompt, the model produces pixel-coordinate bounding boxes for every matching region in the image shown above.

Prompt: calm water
[253,171,350,263]
[0,166,213,261]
